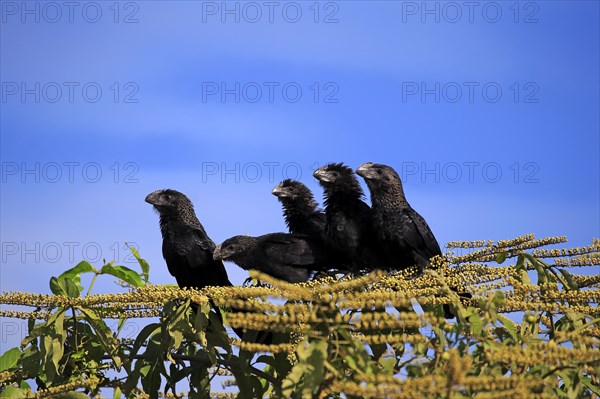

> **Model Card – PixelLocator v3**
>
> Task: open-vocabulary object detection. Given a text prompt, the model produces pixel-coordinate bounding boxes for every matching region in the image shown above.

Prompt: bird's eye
[333,172,339,177]
[377,169,383,175]
[227,245,234,250]
[289,187,295,191]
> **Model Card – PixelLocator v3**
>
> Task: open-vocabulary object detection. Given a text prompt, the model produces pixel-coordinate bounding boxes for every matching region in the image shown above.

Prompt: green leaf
[581,375,600,395]
[62,278,80,298]
[495,251,507,264]
[42,335,59,384]
[123,359,144,395]
[58,261,96,292]
[469,314,484,337]
[56,393,91,399]
[49,277,80,298]
[131,323,161,357]
[380,357,397,375]
[20,346,41,377]
[80,308,117,358]
[0,347,21,372]
[302,340,327,395]
[128,246,150,283]
[282,338,329,397]
[100,264,144,287]
[49,277,65,296]
[52,310,67,344]
[558,269,579,290]
[497,315,518,342]
[0,386,27,398]
[492,290,506,308]
[170,330,183,350]
[281,362,309,397]
[50,338,63,375]
[533,262,547,284]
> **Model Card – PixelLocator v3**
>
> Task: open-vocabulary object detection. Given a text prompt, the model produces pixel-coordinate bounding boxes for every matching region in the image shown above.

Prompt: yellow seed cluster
[4,375,101,398]
[209,393,237,399]
[325,374,550,399]
[0,234,598,398]
[231,339,296,353]
[446,235,569,264]
[0,371,15,383]
[532,244,600,258]
[555,256,600,267]
[485,343,600,365]
[446,239,496,249]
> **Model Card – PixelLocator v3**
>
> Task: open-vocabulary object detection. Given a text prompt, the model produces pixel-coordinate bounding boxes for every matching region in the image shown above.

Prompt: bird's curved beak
[356,162,376,179]
[145,191,160,205]
[313,168,334,183]
[271,185,286,197]
[213,245,223,260]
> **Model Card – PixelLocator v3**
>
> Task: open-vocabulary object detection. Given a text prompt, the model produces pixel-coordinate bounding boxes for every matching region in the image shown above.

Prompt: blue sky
[1,1,599,350]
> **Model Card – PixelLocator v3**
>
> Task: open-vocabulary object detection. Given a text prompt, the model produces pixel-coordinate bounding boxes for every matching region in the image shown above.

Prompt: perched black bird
[145,189,231,290]
[313,162,380,269]
[145,189,271,342]
[355,162,441,270]
[272,179,326,237]
[213,233,333,283]
[356,162,471,318]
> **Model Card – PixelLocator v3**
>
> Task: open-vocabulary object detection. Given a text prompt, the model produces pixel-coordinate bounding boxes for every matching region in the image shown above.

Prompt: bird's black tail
[443,291,473,319]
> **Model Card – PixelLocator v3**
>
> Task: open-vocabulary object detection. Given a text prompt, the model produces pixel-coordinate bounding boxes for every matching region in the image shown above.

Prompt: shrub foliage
[0,235,599,398]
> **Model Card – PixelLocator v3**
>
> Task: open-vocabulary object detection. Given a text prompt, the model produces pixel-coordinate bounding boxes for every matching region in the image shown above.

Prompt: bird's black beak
[145,190,161,205]
[271,185,287,198]
[356,162,376,179]
[213,245,223,260]
[313,168,334,183]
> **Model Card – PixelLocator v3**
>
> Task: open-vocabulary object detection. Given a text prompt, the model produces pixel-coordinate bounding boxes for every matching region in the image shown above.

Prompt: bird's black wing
[163,227,232,289]
[401,208,442,261]
[251,234,327,282]
[262,234,329,266]
[304,212,327,236]
[326,201,368,250]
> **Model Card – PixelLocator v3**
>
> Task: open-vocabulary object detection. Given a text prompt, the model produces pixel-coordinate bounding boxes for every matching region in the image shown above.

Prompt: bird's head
[356,162,402,191]
[272,179,312,200]
[145,189,191,213]
[313,163,363,198]
[213,236,252,261]
[313,163,354,186]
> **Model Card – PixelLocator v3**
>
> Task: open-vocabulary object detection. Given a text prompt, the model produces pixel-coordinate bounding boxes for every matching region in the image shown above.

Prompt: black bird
[213,233,333,283]
[145,189,271,342]
[313,162,380,270]
[356,162,471,318]
[355,162,441,270]
[145,189,231,290]
[272,179,326,237]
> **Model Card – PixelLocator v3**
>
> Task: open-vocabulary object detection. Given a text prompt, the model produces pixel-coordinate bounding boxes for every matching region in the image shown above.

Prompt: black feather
[146,189,272,342]
[214,233,335,283]
[272,179,326,237]
[313,163,381,270]
[356,163,472,318]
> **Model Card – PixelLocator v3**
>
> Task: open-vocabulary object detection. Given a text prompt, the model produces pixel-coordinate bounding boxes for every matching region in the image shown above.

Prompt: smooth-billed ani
[313,162,380,270]
[272,179,326,237]
[145,189,272,341]
[213,233,333,283]
[355,163,441,269]
[356,162,471,318]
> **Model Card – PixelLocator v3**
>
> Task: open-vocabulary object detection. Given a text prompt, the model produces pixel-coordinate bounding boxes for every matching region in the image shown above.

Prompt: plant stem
[86,272,99,297]
[72,306,78,353]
